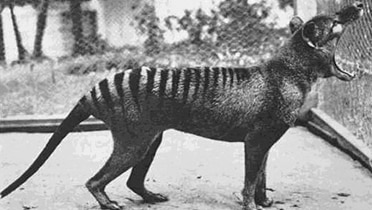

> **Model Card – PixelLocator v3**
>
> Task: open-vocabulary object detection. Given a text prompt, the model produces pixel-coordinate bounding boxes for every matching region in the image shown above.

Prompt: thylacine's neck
[262,55,314,96]
[267,34,324,94]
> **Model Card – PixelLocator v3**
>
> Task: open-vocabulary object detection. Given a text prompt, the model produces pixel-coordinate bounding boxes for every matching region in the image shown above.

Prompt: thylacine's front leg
[251,17,304,207]
[242,124,288,210]
[254,153,273,207]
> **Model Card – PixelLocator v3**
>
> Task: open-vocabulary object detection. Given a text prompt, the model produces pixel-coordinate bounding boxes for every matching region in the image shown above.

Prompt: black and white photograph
[0,0,371,209]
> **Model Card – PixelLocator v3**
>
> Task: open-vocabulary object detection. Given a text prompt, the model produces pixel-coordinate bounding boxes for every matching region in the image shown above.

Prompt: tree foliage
[165,0,288,55]
[135,3,164,55]
[0,0,90,7]
[1,0,41,7]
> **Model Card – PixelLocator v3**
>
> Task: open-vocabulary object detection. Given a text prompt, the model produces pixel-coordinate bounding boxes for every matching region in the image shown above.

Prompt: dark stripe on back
[212,67,220,89]
[235,68,242,84]
[203,67,210,97]
[171,69,181,98]
[99,79,114,111]
[159,69,168,102]
[90,87,101,115]
[221,67,227,88]
[114,71,125,118]
[79,95,87,104]
[228,68,234,87]
[114,72,125,99]
[182,68,192,103]
[192,68,201,100]
[240,68,250,81]
[129,69,141,110]
[146,68,156,95]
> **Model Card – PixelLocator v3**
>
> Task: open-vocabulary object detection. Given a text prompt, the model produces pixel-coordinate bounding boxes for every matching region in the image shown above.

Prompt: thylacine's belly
[174,121,250,142]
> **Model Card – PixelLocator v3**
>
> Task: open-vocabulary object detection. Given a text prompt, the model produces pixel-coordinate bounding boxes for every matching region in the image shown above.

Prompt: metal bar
[0,116,107,133]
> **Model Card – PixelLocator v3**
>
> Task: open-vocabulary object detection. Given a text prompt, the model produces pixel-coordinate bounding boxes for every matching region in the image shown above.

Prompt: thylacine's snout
[336,1,364,24]
[300,2,363,51]
[299,2,364,81]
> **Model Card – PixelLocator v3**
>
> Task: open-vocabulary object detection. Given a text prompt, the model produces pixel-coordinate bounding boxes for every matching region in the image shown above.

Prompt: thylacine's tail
[0,100,91,198]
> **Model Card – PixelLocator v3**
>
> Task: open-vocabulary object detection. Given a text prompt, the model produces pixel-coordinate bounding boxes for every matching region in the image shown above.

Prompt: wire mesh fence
[317,0,372,147]
[65,0,290,73]
[318,0,372,68]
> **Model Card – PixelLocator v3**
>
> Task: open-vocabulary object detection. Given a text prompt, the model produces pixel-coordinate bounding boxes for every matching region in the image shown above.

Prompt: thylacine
[0,2,363,210]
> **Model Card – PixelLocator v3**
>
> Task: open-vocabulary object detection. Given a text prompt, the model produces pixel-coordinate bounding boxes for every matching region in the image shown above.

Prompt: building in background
[0,0,292,63]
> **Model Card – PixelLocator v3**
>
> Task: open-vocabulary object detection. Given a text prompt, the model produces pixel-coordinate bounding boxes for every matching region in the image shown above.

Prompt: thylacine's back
[1,2,364,210]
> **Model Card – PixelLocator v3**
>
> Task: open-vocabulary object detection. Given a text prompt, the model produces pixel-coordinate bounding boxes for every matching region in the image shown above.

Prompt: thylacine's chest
[276,79,307,126]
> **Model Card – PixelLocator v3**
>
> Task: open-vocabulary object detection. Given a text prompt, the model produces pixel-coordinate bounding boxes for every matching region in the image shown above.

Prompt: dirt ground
[1,127,372,210]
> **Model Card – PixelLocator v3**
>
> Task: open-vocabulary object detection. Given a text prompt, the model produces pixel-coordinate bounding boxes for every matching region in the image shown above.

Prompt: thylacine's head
[288,1,363,81]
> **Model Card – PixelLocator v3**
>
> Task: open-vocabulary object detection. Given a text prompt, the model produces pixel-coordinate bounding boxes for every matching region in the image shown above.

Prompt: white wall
[294,0,317,22]
[90,0,153,47]
[1,4,69,63]
[2,6,37,62]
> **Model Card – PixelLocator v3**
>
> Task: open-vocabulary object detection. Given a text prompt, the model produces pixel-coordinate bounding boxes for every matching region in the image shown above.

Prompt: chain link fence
[316,0,372,147]
[55,0,291,73]
[318,0,372,66]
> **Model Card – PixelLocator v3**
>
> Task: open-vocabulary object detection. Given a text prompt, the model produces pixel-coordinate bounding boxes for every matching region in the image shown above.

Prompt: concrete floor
[1,127,372,210]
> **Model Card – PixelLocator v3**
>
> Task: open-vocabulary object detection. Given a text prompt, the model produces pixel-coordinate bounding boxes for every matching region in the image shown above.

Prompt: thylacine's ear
[301,21,317,48]
[289,16,303,34]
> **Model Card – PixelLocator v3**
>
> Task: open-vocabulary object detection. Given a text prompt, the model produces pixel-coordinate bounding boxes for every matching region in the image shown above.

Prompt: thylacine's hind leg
[86,128,158,210]
[127,132,168,203]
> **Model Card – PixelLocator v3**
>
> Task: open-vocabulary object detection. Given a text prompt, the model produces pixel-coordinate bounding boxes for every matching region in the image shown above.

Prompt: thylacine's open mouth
[331,1,364,81]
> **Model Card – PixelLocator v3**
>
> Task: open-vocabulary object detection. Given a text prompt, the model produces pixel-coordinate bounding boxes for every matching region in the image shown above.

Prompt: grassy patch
[0,62,108,117]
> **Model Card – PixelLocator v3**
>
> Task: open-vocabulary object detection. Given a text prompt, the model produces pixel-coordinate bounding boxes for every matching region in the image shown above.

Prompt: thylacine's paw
[256,196,273,207]
[254,188,274,207]
[99,200,122,210]
[142,191,169,203]
[242,202,260,210]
